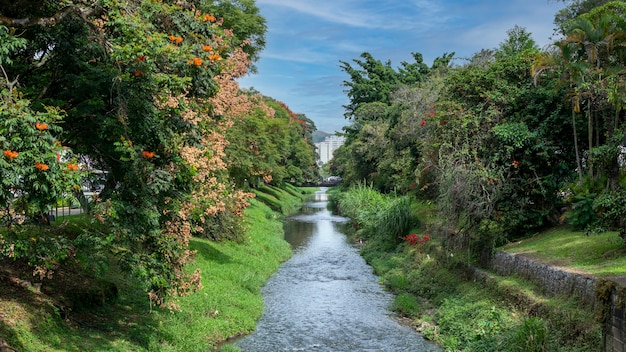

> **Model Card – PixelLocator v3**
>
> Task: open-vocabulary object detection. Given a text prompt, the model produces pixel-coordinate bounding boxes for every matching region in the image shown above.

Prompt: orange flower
[202,45,213,52]
[135,55,146,62]
[35,122,48,130]
[209,54,222,61]
[134,70,144,77]
[35,162,49,171]
[169,35,177,42]
[67,163,79,171]
[192,57,203,66]
[142,151,155,159]
[175,36,183,44]
[203,14,216,22]
[3,150,18,160]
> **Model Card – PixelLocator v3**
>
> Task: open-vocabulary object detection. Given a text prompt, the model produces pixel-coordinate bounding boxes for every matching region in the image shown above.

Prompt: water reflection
[234,189,440,352]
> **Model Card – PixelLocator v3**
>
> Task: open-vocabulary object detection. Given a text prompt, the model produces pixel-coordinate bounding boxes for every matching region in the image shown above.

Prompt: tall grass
[335,183,418,249]
[335,182,386,231]
[374,196,418,246]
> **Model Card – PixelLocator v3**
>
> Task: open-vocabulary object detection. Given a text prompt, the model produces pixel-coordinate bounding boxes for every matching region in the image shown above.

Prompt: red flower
[404,234,420,246]
[404,233,431,248]
[135,55,146,62]
[512,160,520,167]
[35,122,48,130]
[420,120,426,127]
[142,151,155,159]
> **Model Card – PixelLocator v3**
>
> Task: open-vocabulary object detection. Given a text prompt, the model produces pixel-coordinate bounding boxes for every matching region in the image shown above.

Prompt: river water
[234,189,440,352]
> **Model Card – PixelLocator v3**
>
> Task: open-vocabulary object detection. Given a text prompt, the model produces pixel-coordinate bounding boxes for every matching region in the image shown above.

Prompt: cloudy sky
[237,0,567,134]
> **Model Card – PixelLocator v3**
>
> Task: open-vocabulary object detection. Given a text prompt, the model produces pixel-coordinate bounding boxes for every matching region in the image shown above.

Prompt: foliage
[373,196,419,247]
[204,0,266,68]
[592,187,626,239]
[356,216,603,351]
[504,317,548,352]
[225,96,319,188]
[335,184,420,252]
[334,182,387,236]
[0,196,295,351]
[0,0,320,308]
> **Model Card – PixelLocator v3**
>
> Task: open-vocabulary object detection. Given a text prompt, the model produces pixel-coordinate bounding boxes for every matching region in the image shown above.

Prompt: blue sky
[237,0,567,134]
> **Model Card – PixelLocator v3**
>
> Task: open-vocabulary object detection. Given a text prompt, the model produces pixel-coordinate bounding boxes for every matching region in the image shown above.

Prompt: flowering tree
[0,0,268,307]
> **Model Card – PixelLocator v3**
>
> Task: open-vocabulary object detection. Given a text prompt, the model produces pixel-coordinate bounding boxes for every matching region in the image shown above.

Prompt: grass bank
[0,185,313,351]
[501,225,626,278]
[332,185,603,351]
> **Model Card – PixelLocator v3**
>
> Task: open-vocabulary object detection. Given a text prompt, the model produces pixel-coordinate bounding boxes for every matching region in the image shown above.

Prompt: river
[233,188,440,352]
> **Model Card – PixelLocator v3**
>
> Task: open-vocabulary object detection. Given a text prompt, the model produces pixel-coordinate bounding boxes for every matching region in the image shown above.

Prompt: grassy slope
[500,225,626,278]
[0,187,311,351]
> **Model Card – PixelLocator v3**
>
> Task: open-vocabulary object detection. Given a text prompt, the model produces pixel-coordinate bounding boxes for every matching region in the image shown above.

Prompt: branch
[0,5,104,28]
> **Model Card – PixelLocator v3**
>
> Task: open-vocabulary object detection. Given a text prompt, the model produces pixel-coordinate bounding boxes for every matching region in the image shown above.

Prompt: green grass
[154,198,291,351]
[500,225,626,277]
[1,189,302,351]
[253,184,316,215]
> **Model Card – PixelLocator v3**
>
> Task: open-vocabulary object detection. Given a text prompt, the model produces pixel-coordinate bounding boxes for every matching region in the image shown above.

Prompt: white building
[315,135,346,164]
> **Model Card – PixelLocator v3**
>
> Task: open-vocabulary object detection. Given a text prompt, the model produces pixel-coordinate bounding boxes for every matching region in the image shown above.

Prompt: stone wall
[597,280,626,352]
[489,252,598,307]
[486,251,626,352]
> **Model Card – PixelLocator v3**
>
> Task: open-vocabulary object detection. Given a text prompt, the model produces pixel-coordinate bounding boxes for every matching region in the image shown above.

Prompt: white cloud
[257,0,444,31]
[244,0,568,133]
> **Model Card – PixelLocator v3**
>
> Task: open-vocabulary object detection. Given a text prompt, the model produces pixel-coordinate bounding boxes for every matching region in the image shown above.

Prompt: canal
[234,189,440,351]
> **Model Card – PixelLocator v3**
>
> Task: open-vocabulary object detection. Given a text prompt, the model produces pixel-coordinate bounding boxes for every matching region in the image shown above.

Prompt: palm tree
[532,43,586,182]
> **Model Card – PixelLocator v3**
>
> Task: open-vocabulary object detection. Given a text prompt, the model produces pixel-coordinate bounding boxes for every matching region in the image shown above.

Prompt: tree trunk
[573,109,583,183]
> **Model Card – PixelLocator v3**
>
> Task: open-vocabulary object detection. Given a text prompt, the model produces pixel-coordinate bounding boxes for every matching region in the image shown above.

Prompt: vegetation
[331,0,626,261]
[502,225,626,277]
[330,1,626,350]
[0,0,319,309]
[3,0,626,350]
[332,184,603,351]
[0,187,311,351]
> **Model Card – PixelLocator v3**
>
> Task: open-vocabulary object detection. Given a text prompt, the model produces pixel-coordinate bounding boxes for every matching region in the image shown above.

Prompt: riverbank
[331,186,604,351]
[0,185,312,351]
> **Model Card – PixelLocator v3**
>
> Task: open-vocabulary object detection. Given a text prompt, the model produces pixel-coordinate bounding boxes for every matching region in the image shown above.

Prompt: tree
[0,0,268,307]
[204,0,266,70]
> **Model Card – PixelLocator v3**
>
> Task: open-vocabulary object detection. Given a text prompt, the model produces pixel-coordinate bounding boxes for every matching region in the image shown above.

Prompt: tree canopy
[333,1,626,259]
[0,0,318,308]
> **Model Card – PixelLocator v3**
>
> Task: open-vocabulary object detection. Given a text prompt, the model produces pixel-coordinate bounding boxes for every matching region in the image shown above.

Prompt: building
[315,135,346,164]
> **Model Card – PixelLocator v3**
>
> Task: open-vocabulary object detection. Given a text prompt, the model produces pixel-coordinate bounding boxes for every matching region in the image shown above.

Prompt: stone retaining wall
[486,251,625,352]
[489,252,598,307]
